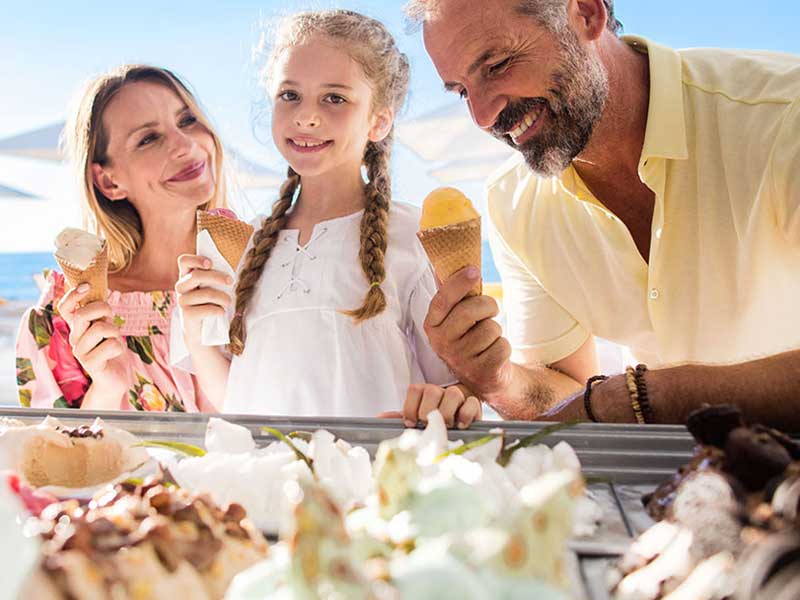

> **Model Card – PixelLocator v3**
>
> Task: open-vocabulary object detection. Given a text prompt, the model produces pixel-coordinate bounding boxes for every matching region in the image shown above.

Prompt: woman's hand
[57,283,127,398]
[392,383,482,429]
[175,254,233,348]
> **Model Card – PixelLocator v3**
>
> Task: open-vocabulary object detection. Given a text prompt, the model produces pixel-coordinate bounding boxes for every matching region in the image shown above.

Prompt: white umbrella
[0,183,38,200]
[397,101,515,185]
[397,101,514,164]
[0,123,63,161]
[427,156,513,184]
[0,123,281,189]
[226,150,283,189]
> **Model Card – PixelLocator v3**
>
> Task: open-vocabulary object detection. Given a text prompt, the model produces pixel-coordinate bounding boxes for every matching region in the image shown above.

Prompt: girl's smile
[287,135,334,153]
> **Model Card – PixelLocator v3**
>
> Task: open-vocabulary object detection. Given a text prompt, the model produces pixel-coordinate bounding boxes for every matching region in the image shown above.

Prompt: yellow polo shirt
[487,36,800,368]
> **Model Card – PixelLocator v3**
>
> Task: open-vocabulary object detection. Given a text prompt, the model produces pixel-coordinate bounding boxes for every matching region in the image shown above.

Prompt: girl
[16,65,227,412]
[176,10,481,427]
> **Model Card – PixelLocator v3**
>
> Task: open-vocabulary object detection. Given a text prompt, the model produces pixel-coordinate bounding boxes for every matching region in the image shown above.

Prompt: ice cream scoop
[419,186,480,229]
[418,187,482,296]
[54,227,104,271]
[53,227,108,305]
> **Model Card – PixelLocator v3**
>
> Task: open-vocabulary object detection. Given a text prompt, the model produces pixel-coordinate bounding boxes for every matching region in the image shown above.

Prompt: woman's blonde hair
[229,9,410,355]
[63,65,228,273]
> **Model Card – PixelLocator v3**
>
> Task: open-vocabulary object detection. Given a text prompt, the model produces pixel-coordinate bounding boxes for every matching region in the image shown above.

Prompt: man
[405,0,800,427]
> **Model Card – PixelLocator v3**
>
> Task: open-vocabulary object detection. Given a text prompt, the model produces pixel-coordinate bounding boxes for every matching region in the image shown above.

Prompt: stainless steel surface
[0,408,695,485]
[0,407,687,599]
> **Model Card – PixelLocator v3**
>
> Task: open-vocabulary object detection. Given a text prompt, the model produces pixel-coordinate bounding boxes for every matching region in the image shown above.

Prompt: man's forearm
[484,362,584,420]
[644,348,800,429]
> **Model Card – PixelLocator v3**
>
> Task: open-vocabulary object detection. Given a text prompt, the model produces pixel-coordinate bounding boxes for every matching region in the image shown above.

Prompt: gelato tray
[0,408,697,599]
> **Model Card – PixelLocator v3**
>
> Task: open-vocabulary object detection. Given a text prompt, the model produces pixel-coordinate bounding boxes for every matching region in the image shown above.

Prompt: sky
[0,0,798,250]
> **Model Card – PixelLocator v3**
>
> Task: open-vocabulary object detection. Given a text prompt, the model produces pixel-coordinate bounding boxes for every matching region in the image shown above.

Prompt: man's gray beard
[497,32,609,177]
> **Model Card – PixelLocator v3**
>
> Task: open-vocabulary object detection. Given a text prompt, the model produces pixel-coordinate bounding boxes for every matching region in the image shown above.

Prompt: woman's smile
[167,159,206,182]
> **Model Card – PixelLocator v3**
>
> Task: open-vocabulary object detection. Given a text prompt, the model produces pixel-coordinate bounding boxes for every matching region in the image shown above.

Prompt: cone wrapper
[197,211,254,272]
[192,229,237,346]
[54,243,109,306]
[417,217,482,296]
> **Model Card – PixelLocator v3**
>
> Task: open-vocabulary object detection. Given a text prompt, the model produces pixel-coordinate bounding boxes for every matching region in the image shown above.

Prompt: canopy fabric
[397,101,514,183]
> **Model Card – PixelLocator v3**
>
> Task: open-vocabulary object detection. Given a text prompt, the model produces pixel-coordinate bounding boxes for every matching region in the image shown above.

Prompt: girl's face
[91,81,217,217]
[270,37,392,179]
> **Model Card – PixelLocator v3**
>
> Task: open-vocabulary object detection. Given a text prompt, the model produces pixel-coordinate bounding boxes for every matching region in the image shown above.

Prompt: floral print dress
[15,270,214,412]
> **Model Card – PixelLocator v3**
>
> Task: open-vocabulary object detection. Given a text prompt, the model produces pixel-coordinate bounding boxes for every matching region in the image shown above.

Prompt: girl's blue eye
[279,90,299,101]
[179,115,197,127]
[325,94,346,104]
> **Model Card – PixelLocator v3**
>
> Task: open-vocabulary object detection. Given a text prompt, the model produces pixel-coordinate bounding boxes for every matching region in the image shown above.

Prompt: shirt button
[649,288,660,300]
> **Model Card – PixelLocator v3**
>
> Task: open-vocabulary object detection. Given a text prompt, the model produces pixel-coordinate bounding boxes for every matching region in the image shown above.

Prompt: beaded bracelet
[625,366,646,424]
[583,375,608,423]
[634,364,655,423]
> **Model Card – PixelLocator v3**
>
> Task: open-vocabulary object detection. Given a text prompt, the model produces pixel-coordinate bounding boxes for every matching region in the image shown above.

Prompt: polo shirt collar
[624,35,689,165]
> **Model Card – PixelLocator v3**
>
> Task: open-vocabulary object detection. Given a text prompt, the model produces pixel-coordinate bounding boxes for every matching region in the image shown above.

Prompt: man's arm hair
[646,348,800,431]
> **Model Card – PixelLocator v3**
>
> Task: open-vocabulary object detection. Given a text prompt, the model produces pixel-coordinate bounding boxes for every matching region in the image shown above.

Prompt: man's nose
[467,90,506,131]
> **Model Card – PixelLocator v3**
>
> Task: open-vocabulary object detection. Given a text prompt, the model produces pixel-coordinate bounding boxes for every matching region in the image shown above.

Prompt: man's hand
[424,266,512,400]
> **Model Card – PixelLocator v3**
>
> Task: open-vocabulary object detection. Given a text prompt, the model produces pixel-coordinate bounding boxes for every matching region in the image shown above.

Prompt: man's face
[423,0,608,176]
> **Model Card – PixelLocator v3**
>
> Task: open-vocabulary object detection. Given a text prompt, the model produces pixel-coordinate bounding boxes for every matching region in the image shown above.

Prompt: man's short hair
[405,0,623,35]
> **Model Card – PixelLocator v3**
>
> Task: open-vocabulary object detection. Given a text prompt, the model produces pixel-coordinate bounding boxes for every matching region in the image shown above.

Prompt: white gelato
[54,227,104,270]
[0,483,39,599]
[170,418,373,533]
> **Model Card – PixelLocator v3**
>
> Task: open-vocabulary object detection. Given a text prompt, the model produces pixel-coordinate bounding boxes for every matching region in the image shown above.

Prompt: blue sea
[0,243,501,303]
[0,252,58,302]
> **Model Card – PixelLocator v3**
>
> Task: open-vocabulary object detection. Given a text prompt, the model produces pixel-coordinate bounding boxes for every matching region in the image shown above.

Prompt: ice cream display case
[0,407,701,599]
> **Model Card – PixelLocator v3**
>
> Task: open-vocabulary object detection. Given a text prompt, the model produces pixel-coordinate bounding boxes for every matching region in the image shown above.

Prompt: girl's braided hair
[229,10,410,355]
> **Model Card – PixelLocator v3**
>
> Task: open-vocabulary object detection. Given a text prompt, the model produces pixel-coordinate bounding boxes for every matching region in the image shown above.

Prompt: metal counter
[1,408,695,599]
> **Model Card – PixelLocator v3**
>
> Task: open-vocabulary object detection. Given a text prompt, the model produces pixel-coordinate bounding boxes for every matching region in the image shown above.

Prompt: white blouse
[224,202,455,417]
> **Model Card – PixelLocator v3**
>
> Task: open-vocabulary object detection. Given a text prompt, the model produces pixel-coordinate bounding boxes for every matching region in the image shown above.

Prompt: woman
[15,65,228,412]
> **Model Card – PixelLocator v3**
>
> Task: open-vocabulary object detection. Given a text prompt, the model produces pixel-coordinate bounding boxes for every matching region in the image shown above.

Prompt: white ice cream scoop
[54,227,105,270]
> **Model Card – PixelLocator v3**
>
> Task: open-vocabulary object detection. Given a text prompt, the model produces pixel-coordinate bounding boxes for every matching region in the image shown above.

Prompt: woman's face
[270,37,391,179]
[92,80,217,216]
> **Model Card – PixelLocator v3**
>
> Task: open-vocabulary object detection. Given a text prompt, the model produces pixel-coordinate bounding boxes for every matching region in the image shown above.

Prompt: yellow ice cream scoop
[417,187,482,296]
[419,187,480,229]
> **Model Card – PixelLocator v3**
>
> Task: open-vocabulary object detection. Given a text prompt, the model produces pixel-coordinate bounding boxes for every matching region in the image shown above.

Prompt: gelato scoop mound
[53,227,108,305]
[419,187,480,229]
[417,187,482,296]
[54,227,105,271]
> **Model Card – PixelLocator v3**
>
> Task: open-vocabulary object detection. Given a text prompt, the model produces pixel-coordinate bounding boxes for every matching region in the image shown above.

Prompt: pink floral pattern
[47,314,90,406]
[15,270,213,412]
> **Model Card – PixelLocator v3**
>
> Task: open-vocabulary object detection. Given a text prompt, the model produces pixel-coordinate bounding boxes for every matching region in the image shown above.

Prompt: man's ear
[569,0,607,43]
[90,163,128,200]
[368,106,395,143]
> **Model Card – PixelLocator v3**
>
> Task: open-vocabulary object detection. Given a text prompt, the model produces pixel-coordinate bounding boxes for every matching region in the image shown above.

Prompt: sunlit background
[1,0,797,402]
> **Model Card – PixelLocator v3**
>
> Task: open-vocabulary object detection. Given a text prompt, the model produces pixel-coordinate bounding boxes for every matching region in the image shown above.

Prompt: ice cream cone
[55,242,109,306]
[418,218,482,296]
[197,210,254,271]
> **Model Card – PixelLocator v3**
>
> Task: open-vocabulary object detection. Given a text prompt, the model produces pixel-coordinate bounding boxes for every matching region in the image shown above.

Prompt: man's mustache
[489,98,549,138]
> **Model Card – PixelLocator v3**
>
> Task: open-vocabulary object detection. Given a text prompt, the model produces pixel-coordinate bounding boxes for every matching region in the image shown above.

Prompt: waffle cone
[197,211,254,271]
[417,217,482,296]
[55,243,108,306]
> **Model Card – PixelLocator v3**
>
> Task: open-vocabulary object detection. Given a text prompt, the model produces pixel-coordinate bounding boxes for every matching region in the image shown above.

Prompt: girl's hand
[57,284,127,396]
[175,254,233,348]
[401,383,482,429]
